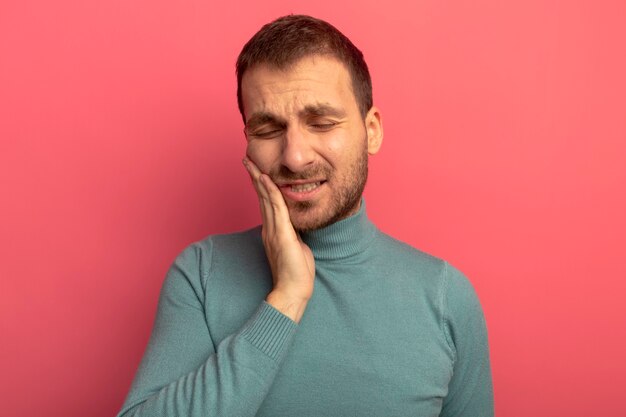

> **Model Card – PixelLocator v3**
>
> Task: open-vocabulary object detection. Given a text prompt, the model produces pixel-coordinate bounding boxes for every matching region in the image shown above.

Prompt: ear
[365,106,383,155]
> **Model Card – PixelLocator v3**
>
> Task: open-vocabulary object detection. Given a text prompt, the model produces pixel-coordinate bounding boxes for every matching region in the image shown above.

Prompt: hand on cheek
[242,157,315,323]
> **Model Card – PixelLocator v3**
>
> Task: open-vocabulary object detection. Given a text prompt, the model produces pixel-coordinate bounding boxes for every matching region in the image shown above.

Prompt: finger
[260,174,294,237]
[243,157,270,202]
[257,177,276,233]
[243,157,275,232]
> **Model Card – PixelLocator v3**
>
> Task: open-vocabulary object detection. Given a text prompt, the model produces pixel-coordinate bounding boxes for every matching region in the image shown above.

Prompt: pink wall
[2,1,625,416]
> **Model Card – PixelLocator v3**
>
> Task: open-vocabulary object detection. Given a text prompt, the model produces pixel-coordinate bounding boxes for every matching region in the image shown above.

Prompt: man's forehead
[241,56,356,122]
[242,56,350,93]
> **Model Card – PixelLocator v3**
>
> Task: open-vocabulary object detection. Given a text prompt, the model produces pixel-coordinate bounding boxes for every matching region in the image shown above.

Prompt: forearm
[118,302,297,417]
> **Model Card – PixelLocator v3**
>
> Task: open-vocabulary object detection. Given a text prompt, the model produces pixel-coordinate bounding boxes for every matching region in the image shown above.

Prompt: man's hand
[243,157,315,323]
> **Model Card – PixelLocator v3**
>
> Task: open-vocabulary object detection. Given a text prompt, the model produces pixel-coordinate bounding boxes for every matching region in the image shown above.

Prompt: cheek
[322,129,365,166]
[322,130,349,156]
[324,139,341,153]
[246,141,277,173]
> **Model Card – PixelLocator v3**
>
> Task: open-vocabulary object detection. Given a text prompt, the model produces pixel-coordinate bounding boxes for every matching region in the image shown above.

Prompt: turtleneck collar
[299,199,378,261]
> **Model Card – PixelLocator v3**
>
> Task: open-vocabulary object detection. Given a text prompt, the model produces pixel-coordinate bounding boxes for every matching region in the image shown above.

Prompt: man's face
[241,55,382,232]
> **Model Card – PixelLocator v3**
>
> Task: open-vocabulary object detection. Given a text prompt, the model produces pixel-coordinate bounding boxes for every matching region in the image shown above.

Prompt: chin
[286,202,326,232]
[288,197,361,233]
[289,212,327,233]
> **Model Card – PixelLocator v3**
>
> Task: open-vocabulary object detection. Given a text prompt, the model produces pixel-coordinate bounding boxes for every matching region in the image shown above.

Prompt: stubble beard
[270,143,369,233]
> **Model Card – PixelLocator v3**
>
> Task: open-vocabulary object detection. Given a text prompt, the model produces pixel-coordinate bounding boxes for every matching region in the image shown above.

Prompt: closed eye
[310,122,337,131]
[250,130,283,139]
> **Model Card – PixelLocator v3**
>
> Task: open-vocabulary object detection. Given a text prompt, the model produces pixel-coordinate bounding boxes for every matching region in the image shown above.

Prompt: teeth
[290,182,321,192]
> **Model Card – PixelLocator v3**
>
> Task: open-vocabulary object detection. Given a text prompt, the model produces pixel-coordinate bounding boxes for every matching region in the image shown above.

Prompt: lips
[277,180,327,201]
[288,181,322,192]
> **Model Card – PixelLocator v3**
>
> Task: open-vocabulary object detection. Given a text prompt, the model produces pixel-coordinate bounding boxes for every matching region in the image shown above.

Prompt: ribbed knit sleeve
[116,242,298,417]
[440,262,494,417]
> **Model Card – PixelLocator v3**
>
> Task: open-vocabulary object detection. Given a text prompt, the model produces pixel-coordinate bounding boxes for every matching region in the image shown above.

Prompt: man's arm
[117,159,315,417]
[116,243,298,417]
[440,263,494,417]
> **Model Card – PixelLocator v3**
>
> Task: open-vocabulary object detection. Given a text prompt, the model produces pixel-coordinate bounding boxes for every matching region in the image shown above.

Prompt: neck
[299,199,377,260]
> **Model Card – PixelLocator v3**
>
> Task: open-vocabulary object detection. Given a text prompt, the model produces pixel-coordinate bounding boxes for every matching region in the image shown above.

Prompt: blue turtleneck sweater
[118,202,493,417]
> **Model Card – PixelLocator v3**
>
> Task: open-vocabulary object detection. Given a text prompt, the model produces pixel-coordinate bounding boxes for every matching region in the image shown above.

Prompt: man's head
[238,15,383,232]
[236,15,373,122]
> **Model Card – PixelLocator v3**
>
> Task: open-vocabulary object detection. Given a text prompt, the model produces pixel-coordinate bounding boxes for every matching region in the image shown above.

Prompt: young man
[118,15,493,417]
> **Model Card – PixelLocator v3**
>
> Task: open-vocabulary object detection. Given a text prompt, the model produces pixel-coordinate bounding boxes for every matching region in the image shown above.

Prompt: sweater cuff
[240,301,298,362]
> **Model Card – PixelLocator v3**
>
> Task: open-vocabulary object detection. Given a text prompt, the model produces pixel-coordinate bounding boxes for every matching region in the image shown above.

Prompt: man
[118,15,493,417]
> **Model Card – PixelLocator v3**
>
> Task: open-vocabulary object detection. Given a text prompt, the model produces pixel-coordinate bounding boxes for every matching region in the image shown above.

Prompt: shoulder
[373,229,482,313]
[441,262,482,312]
[439,262,488,357]
[373,230,448,281]
[182,225,262,261]
[164,226,263,290]
[192,225,262,255]
[378,231,486,354]
[374,231,440,262]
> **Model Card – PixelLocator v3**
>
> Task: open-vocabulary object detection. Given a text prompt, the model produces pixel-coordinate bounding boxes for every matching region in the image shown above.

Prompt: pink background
[2,1,625,416]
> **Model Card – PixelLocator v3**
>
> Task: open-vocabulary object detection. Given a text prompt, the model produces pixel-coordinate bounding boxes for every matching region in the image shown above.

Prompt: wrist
[266,290,310,323]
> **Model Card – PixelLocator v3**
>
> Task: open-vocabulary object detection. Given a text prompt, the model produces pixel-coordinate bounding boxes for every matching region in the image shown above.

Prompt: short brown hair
[236,15,372,121]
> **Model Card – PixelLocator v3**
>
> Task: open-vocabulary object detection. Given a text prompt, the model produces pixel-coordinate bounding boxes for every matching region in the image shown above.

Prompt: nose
[280,125,315,172]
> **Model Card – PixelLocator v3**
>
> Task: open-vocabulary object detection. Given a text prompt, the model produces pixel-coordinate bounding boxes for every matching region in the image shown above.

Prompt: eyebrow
[245,104,347,130]
[299,104,347,119]
[245,112,285,131]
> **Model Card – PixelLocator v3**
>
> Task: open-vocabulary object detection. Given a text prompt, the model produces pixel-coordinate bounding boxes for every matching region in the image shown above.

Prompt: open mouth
[278,180,327,200]
[289,181,323,193]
